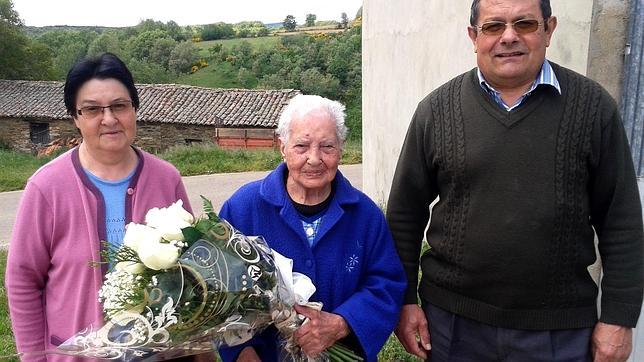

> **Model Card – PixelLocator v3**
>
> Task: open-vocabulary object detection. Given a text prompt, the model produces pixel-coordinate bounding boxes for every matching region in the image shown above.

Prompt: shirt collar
[477,59,561,111]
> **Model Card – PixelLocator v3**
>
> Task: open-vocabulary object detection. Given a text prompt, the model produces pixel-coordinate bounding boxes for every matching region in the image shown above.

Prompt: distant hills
[23,25,117,36]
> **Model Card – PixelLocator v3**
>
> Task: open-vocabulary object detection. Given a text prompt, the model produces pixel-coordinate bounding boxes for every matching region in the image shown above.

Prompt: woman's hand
[293,304,350,358]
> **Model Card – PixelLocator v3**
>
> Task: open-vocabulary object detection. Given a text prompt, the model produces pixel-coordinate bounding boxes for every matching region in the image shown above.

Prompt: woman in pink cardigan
[5,53,214,362]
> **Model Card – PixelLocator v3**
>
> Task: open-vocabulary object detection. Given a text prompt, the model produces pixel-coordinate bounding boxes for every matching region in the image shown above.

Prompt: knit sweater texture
[387,63,643,330]
[217,163,406,362]
[5,147,191,361]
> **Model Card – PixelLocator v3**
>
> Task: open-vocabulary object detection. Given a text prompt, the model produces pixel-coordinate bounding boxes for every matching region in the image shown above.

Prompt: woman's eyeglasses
[476,19,543,36]
[77,100,134,119]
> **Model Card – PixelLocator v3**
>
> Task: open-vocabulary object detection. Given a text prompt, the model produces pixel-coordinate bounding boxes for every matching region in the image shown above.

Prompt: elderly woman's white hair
[277,94,348,146]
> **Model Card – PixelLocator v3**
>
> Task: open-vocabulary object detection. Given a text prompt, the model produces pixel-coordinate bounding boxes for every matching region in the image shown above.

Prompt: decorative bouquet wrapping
[26,197,361,361]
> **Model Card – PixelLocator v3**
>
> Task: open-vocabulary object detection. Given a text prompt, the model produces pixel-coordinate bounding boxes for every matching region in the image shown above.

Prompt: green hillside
[196,36,281,53]
[176,60,247,89]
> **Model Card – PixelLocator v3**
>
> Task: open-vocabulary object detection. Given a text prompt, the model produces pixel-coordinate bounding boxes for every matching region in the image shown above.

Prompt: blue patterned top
[84,168,136,247]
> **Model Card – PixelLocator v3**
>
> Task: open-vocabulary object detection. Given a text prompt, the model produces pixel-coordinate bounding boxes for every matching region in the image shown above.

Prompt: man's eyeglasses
[77,100,134,119]
[476,19,543,36]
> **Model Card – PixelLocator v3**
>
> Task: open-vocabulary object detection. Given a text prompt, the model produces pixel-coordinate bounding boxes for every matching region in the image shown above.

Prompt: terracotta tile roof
[0,80,67,120]
[0,80,300,128]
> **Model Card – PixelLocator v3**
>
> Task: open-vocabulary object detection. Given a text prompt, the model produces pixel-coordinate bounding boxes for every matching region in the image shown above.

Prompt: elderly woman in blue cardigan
[217,94,406,362]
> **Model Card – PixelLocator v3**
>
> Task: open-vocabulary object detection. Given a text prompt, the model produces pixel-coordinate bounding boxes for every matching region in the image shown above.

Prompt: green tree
[136,19,166,33]
[126,29,170,61]
[340,12,349,29]
[256,26,269,37]
[236,27,250,38]
[258,72,294,89]
[52,42,88,79]
[0,18,29,79]
[237,67,255,88]
[251,49,280,78]
[208,43,223,58]
[0,0,54,80]
[127,58,175,83]
[233,21,269,38]
[0,0,21,26]
[283,15,296,31]
[299,68,340,98]
[87,31,122,57]
[34,30,95,79]
[150,37,177,69]
[168,41,199,73]
[164,20,188,41]
[229,41,254,69]
[305,14,316,27]
[201,22,235,41]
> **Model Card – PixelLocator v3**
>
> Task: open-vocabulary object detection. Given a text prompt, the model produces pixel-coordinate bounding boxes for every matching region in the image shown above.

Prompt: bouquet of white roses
[21,197,361,361]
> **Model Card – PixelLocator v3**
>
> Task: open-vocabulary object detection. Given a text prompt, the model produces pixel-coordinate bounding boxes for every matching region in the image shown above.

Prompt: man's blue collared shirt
[477,59,561,111]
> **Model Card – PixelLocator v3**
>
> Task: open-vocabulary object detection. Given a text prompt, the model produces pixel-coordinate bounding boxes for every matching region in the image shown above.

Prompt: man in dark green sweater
[387,0,643,361]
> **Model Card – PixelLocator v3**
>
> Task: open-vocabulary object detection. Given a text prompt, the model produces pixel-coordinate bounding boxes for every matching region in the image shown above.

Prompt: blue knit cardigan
[218,163,406,362]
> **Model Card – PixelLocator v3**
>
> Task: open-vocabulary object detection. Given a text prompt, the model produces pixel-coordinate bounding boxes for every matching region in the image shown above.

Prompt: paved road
[0,164,362,249]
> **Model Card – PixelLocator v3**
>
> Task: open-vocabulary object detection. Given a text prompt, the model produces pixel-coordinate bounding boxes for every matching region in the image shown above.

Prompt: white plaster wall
[547,0,594,74]
[363,0,594,206]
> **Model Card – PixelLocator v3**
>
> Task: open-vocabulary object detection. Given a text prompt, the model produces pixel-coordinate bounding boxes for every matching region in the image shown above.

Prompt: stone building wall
[0,118,77,153]
[0,118,30,152]
[135,123,276,152]
[1,118,275,153]
[136,122,219,152]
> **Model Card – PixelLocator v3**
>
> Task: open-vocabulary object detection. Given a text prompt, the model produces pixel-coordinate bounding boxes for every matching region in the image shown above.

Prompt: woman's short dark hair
[63,53,139,117]
[470,0,552,30]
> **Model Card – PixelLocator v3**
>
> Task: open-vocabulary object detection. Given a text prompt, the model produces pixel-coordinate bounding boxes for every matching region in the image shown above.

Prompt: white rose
[145,200,194,241]
[123,223,155,252]
[137,238,181,270]
[114,261,146,274]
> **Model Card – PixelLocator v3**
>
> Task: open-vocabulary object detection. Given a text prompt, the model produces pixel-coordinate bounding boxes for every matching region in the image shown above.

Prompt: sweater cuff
[404,289,419,305]
[599,299,643,328]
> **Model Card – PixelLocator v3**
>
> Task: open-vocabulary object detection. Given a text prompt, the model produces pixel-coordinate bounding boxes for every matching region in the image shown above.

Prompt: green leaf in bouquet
[194,219,215,234]
[182,226,203,246]
[200,195,220,222]
[207,222,232,241]
[90,241,141,269]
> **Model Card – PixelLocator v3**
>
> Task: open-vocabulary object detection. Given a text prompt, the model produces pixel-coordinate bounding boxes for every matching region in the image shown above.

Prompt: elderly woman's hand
[236,346,261,362]
[293,304,350,358]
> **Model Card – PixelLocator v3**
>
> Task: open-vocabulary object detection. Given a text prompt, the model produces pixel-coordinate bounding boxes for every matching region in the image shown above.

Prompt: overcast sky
[12,0,363,27]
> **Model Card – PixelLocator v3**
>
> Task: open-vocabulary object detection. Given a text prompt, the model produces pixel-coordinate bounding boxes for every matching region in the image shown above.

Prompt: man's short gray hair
[277,94,348,146]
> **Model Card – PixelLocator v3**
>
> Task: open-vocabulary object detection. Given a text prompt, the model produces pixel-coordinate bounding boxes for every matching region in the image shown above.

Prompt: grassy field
[195,36,281,59]
[0,149,57,192]
[176,60,247,89]
[0,250,17,360]
[0,141,361,192]
[196,36,281,51]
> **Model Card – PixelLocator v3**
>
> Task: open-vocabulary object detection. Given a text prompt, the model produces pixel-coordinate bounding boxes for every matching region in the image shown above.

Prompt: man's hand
[237,346,261,362]
[293,304,350,358]
[395,304,431,359]
[591,322,632,362]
